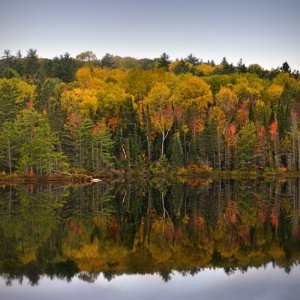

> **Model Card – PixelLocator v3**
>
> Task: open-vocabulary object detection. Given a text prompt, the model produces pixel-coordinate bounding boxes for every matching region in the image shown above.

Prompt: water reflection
[0,179,299,287]
[1,265,300,300]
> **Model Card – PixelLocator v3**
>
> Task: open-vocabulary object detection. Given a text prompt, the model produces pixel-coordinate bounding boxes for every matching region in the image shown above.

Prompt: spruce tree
[170,132,185,167]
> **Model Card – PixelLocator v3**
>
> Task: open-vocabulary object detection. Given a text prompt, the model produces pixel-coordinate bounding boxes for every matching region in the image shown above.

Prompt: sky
[0,0,299,70]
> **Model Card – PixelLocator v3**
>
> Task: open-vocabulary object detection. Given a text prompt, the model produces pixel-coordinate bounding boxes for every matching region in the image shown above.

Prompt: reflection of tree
[159,270,173,282]
[103,271,115,281]
[78,271,99,283]
[0,180,300,284]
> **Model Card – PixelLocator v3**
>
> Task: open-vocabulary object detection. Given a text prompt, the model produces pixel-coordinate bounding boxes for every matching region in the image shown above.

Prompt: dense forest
[1,49,300,177]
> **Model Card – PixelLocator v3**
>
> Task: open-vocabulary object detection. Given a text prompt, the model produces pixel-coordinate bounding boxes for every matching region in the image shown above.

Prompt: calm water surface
[0,179,299,299]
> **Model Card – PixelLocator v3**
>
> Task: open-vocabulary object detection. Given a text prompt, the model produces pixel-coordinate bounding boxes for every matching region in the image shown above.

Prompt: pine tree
[15,109,68,175]
[236,122,257,170]
[199,119,222,168]
[170,132,184,167]
[92,121,114,172]
[0,122,18,174]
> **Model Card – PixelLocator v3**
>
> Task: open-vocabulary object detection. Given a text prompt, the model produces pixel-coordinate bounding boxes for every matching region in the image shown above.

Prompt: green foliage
[236,122,257,170]
[92,121,115,171]
[0,78,35,125]
[15,109,69,175]
[0,180,299,283]
[0,52,300,174]
[170,132,184,167]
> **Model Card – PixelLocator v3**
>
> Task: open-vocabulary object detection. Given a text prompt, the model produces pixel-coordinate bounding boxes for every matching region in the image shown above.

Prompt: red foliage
[69,219,82,235]
[27,184,34,193]
[27,169,35,177]
[225,123,236,146]
[26,100,33,109]
[187,164,212,173]
[197,216,205,229]
[291,111,298,120]
[258,211,267,224]
[174,228,183,241]
[238,224,249,239]
[173,104,183,120]
[257,125,266,139]
[226,202,237,225]
[109,217,120,234]
[236,107,249,126]
[66,113,82,132]
[270,208,279,229]
[269,120,278,142]
[108,116,120,133]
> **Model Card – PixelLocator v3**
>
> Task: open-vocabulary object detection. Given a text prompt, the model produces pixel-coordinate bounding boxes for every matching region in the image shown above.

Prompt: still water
[0,179,299,299]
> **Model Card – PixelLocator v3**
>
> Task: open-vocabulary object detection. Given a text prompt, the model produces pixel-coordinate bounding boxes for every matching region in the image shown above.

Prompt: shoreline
[0,168,300,186]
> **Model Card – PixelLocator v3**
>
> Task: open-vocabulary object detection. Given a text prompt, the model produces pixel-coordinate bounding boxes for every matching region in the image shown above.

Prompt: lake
[0,179,300,299]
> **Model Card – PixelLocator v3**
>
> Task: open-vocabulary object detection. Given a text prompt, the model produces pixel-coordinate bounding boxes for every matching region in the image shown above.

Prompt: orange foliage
[187,164,212,173]
[69,219,82,235]
[236,107,248,126]
[109,217,120,234]
[269,120,278,142]
[27,169,35,177]
[258,211,267,224]
[26,100,33,109]
[225,123,236,146]
[107,116,120,133]
[257,125,266,139]
[67,112,82,132]
[226,202,237,225]
[270,208,279,229]
[238,224,249,239]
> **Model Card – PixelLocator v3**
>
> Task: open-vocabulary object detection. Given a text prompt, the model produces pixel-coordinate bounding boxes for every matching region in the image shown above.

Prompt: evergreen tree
[24,49,39,77]
[199,120,222,168]
[236,122,257,170]
[170,132,184,167]
[15,109,68,175]
[158,53,171,69]
[92,121,114,172]
[114,97,144,168]
[52,53,77,83]
[0,122,18,174]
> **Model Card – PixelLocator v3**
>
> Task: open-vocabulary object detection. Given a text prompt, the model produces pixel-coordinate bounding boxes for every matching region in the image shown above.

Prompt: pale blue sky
[0,0,299,70]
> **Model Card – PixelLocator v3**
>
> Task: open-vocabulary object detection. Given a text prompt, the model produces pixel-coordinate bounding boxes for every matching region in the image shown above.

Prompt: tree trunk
[7,140,12,174]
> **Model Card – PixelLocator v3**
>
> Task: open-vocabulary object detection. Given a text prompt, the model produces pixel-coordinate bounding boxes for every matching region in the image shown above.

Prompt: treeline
[1,49,299,83]
[1,49,300,175]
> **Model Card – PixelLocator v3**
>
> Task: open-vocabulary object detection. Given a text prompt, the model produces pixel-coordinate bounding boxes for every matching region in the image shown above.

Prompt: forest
[1,49,300,177]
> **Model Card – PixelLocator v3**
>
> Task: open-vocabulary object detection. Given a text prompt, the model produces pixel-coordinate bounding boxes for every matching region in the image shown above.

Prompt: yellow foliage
[273,73,299,92]
[168,60,181,72]
[209,106,225,130]
[168,60,193,72]
[216,87,238,107]
[173,75,212,112]
[255,99,270,119]
[62,87,98,115]
[267,244,285,259]
[144,82,171,110]
[76,66,92,82]
[196,64,215,75]
[266,84,284,103]
[97,84,127,116]
[0,78,36,103]
[79,89,98,113]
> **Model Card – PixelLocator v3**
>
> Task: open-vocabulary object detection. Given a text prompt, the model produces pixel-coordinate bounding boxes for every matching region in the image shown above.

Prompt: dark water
[0,179,300,299]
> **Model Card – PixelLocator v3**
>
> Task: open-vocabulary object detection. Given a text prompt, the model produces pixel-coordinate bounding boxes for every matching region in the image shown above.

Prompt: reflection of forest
[0,179,300,285]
